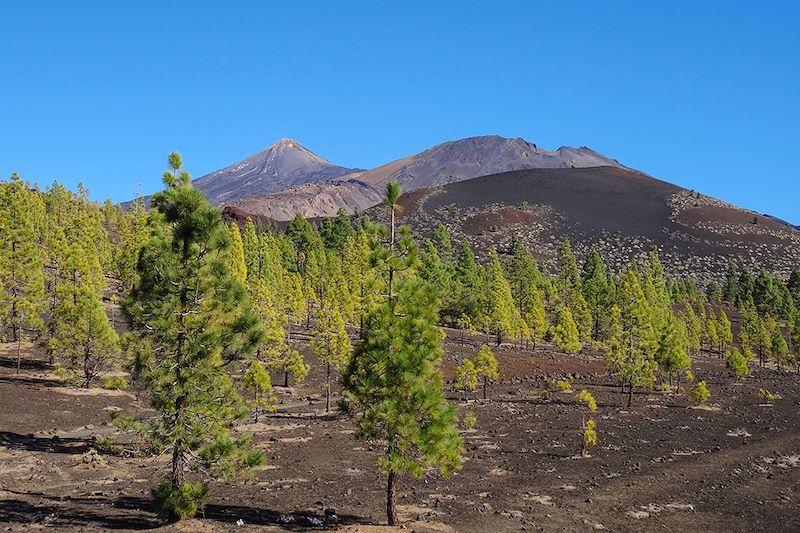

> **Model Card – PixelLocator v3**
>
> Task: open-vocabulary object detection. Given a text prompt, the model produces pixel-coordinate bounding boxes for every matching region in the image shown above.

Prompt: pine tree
[115,197,149,292]
[557,237,581,303]
[242,360,276,422]
[790,311,800,371]
[604,305,625,385]
[725,347,750,379]
[227,222,247,285]
[310,290,351,412]
[0,174,46,372]
[473,344,499,400]
[717,309,733,353]
[486,248,518,345]
[241,218,260,283]
[617,270,659,407]
[341,278,462,526]
[682,303,702,356]
[48,242,118,387]
[581,246,610,339]
[122,153,265,521]
[575,389,598,457]
[655,313,691,389]
[454,358,478,400]
[553,306,582,354]
[722,262,739,304]
[772,329,789,370]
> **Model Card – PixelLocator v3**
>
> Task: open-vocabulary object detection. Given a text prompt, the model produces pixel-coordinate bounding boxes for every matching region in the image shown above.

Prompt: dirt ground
[1,330,799,532]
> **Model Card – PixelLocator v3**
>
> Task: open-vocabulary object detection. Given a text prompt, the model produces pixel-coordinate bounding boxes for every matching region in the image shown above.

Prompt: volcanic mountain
[217,135,624,220]
[356,135,623,190]
[191,138,362,204]
[365,166,800,282]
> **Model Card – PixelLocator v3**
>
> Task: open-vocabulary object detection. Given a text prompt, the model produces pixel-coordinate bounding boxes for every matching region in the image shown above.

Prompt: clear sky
[1,2,798,222]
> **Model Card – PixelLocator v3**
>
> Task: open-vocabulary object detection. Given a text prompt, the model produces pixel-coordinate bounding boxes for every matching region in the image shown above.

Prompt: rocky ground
[1,331,799,532]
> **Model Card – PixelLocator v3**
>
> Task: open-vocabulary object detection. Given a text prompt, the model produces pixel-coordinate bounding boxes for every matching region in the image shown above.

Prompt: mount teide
[191,138,362,204]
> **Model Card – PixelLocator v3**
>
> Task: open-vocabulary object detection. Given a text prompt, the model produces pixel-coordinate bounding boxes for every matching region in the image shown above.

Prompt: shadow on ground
[0,490,373,530]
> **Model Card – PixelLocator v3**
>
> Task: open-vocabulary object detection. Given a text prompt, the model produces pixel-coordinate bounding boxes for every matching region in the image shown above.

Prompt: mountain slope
[356,135,623,190]
[223,179,382,221]
[365,166,800,282]
[191,138,361,204]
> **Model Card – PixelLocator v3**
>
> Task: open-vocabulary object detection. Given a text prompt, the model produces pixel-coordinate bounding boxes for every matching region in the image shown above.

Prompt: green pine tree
[341,278,462,526]
[553,306,582,354]
[454,358,478,400]
[227,222,247,285]
[0,174,46,372]
[122,153,265,521]
[310,290,351,412]
[48,242,119,387]
[486,248,519,345]
[473,344,499,400]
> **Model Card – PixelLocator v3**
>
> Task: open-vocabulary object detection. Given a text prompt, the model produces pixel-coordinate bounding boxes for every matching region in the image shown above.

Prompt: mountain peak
[357,135,622,190]
[270,137,302,148]
[190,139,360,204]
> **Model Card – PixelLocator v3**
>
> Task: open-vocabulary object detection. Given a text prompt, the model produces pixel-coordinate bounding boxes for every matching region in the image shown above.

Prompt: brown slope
[222,179,382,222]
[367,166,800,282]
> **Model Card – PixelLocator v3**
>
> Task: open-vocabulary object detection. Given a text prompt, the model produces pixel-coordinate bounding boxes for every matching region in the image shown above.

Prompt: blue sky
[1,2,798,222]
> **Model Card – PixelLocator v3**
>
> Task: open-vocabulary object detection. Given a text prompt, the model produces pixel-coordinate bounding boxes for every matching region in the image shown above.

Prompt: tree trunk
[16,336,22,374]
[284,371,289,388]
[386,470,397,526]
[483,376,488,400]
[627,379,633,408]
[326,363,331,413]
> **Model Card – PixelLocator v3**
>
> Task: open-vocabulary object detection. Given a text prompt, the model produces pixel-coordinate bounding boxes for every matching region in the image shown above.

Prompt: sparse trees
[48,242,118,387]
[0,174,46,372]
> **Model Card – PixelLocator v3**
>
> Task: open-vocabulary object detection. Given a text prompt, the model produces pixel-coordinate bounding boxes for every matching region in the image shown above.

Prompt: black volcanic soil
[1,332,799,533]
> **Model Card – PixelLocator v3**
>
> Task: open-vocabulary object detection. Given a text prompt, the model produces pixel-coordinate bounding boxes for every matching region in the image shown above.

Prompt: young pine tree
[575,389,598,457]
[48,242,118,387]
[725,347,750,379]
[454,358,478,400]
[310,290,351,412]
[122,153,265,521]
[553,306,582,354]
[341,278,462,526]
[473,344,499,400]
[242,360,276,422]
[485,248,520,346]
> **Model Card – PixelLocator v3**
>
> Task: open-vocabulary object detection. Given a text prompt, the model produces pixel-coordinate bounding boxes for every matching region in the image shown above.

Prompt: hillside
[223,179,382,221]
[366,166,800,282]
